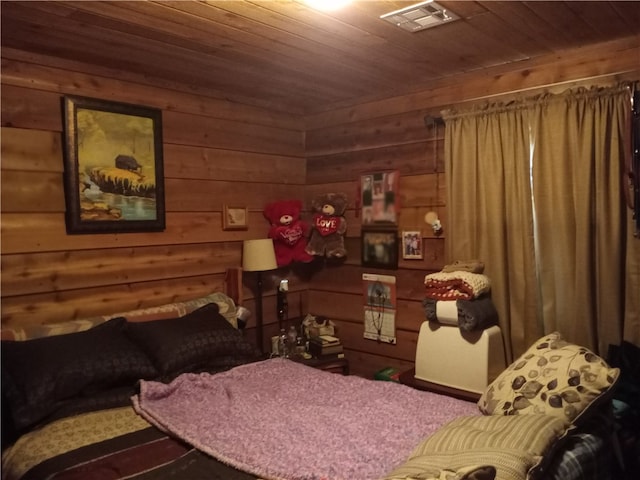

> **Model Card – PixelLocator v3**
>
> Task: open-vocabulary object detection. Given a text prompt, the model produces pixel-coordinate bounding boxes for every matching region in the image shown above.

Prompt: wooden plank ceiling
[1,0,638,115]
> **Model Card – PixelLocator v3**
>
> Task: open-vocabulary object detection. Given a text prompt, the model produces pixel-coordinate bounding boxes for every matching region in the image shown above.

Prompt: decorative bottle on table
[287,326,298,356]
[278,329,288,358]
[277,279,289,331]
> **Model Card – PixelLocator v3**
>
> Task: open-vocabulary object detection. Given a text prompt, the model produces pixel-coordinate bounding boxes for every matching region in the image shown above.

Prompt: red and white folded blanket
[424,271,491,300]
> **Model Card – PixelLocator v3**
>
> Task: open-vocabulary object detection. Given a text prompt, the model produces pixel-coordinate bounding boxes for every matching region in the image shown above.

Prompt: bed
[0,279,624,480]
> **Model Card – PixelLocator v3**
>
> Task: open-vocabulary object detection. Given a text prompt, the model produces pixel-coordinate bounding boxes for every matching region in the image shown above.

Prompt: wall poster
[362,273,397,344]
[360,170,399,225]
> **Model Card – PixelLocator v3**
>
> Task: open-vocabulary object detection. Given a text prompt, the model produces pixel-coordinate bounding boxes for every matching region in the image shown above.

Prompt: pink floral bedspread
[133,358,479,480]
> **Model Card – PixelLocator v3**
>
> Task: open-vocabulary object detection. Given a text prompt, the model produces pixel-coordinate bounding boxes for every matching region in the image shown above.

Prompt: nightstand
[290,355,350,375]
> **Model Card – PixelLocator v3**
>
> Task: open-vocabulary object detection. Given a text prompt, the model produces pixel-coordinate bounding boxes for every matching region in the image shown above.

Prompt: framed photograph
[402,230,423,259]
[62,95,165,234]
[361,228,398,269]
[360,170,399,226]
[223,205,248,230]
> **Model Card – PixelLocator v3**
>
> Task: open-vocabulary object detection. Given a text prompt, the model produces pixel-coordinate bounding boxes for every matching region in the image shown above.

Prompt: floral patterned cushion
[478,332,619,425]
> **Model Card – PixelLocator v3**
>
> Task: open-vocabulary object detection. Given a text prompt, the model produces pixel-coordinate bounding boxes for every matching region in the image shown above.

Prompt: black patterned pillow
[478,332,619,425]
[1,317,158,432]
[124,303,259,380]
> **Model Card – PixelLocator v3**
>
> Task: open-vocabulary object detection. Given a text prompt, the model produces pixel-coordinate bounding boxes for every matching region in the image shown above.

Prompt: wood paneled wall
[0,48,308,351]
[1,36,638,378]
[305,36,640,377]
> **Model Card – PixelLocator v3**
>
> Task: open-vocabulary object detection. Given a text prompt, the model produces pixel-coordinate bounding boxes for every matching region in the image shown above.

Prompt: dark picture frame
[361,228,398,269]
[62,95,165,234]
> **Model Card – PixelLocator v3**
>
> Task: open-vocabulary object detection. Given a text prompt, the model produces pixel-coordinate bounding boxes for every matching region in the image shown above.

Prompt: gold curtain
[443,101,538,362]
[443,84,638,359]
[624,208,640,347]
[531,85,633,355]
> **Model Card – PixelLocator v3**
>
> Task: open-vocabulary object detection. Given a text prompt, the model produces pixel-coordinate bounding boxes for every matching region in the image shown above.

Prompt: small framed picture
[402,230,423,260]
[361,228,398,269]
[222,205,248,230]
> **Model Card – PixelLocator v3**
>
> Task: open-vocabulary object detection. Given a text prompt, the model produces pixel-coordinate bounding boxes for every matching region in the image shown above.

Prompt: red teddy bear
[263,200,314,267]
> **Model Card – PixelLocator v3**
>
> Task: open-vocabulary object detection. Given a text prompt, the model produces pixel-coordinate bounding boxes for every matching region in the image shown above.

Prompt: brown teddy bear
[305,193,348,258]
[263,200,313,267]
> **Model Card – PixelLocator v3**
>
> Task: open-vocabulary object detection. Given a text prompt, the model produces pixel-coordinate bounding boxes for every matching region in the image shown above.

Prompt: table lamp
[242,239,278,353]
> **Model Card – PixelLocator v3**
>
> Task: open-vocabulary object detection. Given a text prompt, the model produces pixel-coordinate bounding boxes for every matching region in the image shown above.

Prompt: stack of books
[308,334,344,358]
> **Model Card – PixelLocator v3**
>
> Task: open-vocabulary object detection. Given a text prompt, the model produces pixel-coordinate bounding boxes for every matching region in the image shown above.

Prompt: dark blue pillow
[1,317,158,432]
[125,303,259,380]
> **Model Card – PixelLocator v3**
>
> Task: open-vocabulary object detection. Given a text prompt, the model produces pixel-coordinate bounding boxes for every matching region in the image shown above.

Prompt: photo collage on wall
[360,171,399,269]
[361,170,398,225]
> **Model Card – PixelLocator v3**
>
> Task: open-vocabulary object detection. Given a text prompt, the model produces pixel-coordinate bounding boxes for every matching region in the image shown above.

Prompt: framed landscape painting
[62,95,165,234]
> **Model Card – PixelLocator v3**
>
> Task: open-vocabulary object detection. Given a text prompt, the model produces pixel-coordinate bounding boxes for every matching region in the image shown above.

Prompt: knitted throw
[424,271,491,300]
[133,358,478,480]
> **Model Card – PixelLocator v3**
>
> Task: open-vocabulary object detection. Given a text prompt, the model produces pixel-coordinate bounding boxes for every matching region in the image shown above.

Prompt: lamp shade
[242,239,278,272]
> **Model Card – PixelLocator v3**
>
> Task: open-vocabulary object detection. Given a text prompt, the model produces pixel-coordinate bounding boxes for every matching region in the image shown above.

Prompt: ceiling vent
[380,1,459,32]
